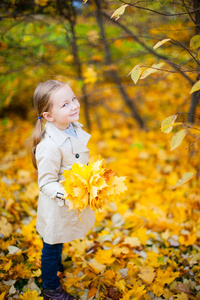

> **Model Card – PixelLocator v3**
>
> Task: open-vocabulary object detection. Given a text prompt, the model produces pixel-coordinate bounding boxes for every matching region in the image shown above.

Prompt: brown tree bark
[56,0,91,130]
[188,0,200,123]
[94,0,145,129]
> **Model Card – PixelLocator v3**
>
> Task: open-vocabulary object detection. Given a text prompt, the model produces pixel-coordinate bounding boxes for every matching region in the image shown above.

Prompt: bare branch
[119,0,200,16]
[185,137,200,149]
[103,12,195,85]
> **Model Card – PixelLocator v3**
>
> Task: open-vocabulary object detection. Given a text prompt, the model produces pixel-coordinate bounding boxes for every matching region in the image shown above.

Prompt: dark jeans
[41,240,63,290]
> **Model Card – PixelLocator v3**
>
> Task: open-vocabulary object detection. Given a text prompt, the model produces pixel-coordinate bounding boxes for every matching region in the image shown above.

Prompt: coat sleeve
[36,139,65,200]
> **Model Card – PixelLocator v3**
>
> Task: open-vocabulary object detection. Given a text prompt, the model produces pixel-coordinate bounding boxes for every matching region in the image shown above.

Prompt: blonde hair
[31,80,66,169]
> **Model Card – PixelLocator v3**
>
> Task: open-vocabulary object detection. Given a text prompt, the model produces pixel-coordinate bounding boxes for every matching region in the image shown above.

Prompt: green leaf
[190,35,200,50]
[140,62,164,79]
[172,172,194,189]
[130,142,143,150]
[190,80,200,94]
[170,129,187,151]
[110,4,129,21]
[161,115,178,133]
[153,39,171,50]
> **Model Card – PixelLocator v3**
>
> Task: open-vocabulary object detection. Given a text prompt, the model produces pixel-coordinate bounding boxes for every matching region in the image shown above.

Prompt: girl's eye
[72,96,76,101]
[63,103,68,107]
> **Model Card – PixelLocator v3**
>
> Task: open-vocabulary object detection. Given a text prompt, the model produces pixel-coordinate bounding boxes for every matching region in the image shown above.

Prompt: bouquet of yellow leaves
[61,158,127,212]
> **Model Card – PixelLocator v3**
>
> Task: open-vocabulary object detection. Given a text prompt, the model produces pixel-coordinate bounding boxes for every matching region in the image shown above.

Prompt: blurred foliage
[0,109,200,298]
[0,0,197,125]
[1,1,200,299]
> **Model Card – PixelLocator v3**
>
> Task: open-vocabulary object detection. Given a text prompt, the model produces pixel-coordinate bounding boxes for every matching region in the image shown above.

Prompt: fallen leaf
[138,266,156,284]
[87,287,97,299]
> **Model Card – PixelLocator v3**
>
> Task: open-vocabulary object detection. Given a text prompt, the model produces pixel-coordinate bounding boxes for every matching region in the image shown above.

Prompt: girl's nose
[71,102,78,110]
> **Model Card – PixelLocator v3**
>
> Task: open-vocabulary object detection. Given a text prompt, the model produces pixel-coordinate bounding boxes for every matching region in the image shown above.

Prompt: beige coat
[35,121,95,245]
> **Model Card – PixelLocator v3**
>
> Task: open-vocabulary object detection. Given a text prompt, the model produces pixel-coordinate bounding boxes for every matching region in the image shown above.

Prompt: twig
[185,137,200,150]
[119,0,200,16]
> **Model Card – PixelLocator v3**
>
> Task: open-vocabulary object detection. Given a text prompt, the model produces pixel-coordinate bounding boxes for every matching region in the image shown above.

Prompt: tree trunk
[56,0,91,130]
[188,0,200,123]
[69,22,91,130]
[94,0,145,129]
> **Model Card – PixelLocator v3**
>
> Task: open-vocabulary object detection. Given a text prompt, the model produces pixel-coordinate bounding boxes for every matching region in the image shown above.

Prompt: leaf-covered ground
[0,114,200,300]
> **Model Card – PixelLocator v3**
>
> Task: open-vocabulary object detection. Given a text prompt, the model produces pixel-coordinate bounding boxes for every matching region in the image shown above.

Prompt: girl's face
[43,85,80,130]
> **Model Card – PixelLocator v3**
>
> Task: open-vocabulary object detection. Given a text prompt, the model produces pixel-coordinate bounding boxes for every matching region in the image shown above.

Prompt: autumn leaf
[161,115,178,133]
[110,5,128,21]
[153,38,171,50]
[32,269,41,277]
[161,122,182,133]
[190,79,200,94]
[123,236,141,247]
[34,0,48,6]
[4,260,13,271]
[140,62,165,79]
[88,259,106,274]
[62,158,127,213]
[170,282,191,295]
[128,65,142,84]
[0,292,6,300]
[19,290,43,299]
[95,248,115,265]
[179,232,197,246]
[170,129,187,151]
[87,287,97,299]
[175,292,189,300]
[115,279,126,292]
[138,266,156,284]
[172,172,194,189]
[190,35,200,50]
[0,217,12,237]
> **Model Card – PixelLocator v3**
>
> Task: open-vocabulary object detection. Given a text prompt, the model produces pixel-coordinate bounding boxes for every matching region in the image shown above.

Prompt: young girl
[31,80,95,300]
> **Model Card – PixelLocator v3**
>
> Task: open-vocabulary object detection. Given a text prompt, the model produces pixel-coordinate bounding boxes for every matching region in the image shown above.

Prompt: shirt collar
[45,121,90,152]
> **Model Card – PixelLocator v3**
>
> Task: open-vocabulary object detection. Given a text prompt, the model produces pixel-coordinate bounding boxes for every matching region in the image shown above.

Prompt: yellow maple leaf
[88,259,106,274]
[123,236,141,247]
[112,246,130,256]
[138,266,156,284]
[0,216,12,237]
[32,269,41,277]
[0,292,6,300]
[4,260,13,271]
[63,277,82,289]
[107,176,127,194]
[179,233,196,246]
[103,270,116,282]
[120,283,146,300]
[19,290,43,300]
[175,293,189,300]
[62,158,127,213]
[116,279,126,292]
[94,249,115,265]
[87,287,98,299]
[155,268,179,285]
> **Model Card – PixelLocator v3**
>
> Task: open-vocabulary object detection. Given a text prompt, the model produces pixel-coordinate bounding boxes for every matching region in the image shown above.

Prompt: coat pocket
[59,204,78,220]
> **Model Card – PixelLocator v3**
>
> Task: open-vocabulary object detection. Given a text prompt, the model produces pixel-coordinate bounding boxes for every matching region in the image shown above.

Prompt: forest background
[0,0,200,299]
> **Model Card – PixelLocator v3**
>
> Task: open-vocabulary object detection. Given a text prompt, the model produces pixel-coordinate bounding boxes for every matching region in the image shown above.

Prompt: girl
[31,80,95,300]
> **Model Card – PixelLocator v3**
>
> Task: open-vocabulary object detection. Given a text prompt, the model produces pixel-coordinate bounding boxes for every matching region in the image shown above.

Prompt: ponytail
[31,80,66,169]
[31,117,44,169]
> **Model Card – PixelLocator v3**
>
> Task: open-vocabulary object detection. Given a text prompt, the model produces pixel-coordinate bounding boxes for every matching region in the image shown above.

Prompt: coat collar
[45,121,91,153]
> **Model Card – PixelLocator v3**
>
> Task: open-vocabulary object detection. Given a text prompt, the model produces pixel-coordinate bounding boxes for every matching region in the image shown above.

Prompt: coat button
[75,153,80,159]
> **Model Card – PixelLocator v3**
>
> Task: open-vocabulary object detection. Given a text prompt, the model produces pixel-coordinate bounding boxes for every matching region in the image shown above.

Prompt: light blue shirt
[63,123,78,139]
